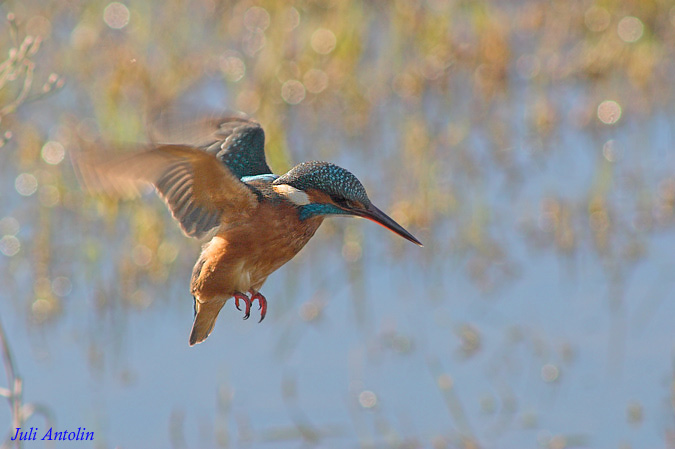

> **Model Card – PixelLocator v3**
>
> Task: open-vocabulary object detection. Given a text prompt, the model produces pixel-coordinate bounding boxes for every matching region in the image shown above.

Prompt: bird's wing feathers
[73,144,258,239]
[151,115,273,179]
[204,117,273,178]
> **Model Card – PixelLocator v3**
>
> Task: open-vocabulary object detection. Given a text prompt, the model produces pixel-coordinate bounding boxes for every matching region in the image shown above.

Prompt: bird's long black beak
[355,204,423,247]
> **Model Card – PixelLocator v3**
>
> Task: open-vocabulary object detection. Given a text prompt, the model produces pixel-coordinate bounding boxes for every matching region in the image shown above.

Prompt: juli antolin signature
[11,427,94,441]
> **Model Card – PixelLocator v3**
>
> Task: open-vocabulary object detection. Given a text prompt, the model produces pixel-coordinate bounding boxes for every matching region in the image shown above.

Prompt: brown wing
[73,144,258,238]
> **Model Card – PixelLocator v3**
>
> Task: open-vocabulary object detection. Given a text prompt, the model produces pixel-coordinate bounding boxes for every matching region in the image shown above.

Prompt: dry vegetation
[1,0,675,447]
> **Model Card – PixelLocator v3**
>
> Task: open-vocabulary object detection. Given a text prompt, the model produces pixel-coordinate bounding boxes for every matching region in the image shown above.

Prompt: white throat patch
[273,184,311,206]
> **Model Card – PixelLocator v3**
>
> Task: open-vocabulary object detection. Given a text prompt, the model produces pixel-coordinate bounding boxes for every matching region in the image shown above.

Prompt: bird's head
[273,161,422,246]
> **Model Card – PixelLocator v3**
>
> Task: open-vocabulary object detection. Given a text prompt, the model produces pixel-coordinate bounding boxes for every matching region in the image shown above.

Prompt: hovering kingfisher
[75,116,422,345]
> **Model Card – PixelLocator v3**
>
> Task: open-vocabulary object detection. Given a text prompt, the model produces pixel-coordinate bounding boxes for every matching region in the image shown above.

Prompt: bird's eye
[333,197,362,210]
[332,197,350,208]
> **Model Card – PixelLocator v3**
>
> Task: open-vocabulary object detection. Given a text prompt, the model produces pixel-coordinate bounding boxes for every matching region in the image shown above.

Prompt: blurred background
[1,0,675,447]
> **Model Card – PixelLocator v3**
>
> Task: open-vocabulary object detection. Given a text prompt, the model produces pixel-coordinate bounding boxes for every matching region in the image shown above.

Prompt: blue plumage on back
[200,117,273,179]
[241,174,279,183]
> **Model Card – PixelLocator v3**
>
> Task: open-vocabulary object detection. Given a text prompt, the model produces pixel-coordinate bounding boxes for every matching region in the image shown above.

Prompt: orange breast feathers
[190,200,324,301]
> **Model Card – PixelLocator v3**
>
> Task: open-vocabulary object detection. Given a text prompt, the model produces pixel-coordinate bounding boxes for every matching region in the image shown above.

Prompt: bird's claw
[233,292,252,320]
[249,291,267,323]
[233,291,267,322]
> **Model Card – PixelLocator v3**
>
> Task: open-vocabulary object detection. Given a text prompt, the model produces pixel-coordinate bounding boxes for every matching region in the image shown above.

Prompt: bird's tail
[189,297,226,346]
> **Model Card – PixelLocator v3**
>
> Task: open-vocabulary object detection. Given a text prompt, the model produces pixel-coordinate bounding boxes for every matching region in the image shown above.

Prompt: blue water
[2,137,675,448]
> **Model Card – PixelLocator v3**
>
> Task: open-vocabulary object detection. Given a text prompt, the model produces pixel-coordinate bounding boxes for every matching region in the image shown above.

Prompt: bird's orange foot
[233,291,252,320]
[249,290,267,323]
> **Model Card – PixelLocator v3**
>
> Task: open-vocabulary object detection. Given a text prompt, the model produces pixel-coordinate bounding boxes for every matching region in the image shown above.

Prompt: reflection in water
[1,1,675,448]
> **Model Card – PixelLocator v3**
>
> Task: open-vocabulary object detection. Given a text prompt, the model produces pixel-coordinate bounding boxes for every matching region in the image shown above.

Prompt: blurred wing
[151,114,273,179]
[73,145,258,239]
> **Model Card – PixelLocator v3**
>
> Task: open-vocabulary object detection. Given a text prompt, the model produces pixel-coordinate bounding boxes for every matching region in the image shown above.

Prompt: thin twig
[0,318,20,449]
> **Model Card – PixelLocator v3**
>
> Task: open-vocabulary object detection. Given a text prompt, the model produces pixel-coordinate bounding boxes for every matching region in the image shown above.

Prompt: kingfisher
[74,116,422,346]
